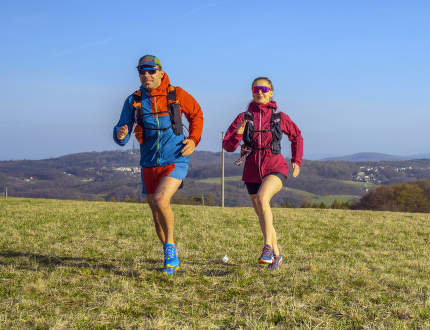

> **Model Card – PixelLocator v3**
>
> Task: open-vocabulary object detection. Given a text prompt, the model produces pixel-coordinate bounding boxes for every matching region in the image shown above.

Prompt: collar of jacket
[140,72,171,96]
[248,100,278,113]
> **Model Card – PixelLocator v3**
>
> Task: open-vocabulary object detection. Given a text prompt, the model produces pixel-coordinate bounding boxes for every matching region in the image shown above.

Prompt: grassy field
[197,176,242,184]
[198,176,360,205]
[341,180,379,189]
[285,187,358,205]
[1,197,429,328]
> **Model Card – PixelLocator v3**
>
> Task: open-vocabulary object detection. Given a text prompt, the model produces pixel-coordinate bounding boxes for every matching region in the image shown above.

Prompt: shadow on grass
[0,251,238,277]
[199,259,235,277]
[203,269,233,277]
[0,250,144,278]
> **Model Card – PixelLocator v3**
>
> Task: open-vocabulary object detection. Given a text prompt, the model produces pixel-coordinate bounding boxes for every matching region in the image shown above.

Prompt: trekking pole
[221,132,224,208]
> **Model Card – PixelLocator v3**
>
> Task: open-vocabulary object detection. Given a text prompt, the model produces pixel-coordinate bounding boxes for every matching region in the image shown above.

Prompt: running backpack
[132,85,183,143]
[242,109,282,154]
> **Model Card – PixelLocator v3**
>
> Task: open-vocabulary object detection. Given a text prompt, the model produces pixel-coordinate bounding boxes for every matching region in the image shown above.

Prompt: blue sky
[1,0,429,160]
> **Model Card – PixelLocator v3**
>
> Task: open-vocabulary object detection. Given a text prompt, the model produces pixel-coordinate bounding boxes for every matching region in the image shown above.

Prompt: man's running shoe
[258,244,274,264]
[162,243,180,274]
[268,254,283,270]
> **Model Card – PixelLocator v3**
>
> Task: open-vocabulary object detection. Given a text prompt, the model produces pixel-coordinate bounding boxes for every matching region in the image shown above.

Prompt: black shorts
[244,172,286,195]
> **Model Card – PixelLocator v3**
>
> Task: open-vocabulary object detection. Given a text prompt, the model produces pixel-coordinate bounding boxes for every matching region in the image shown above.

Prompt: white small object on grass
[222,255,229,263]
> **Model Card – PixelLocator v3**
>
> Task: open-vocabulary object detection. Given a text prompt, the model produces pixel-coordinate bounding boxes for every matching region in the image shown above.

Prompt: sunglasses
[252,86,271,94]
[137,66,158,75]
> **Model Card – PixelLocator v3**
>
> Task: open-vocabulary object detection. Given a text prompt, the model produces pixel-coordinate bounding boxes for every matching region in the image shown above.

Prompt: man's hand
[236,120,247,134]
[117,125,128,140]
[181,139,196,156]
[292,163,301,178]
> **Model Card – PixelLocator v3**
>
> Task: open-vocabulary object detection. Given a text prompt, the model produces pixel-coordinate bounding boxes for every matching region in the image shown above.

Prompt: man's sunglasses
[252,86,271,94]
[137,66,158,75]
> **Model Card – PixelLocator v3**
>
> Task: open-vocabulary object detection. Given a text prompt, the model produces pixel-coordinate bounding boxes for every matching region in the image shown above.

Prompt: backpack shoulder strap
[270,108,282,154]
[166,85,183,135]
[244,110,253,122]
[167,85,177,104]
[132,90,142,109]
[271,108,281,123]
[242,111,254,147]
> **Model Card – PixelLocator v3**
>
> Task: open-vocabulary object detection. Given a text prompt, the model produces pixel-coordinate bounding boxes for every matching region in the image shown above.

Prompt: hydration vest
[242,109,282,154]
[132,85,183,139]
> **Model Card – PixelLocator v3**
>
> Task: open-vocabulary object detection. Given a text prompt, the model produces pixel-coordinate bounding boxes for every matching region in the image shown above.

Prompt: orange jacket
[134,73,203,146]
[113,72,204,167]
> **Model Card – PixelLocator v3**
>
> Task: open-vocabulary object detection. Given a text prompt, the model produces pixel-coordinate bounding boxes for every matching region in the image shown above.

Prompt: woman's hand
[292,163,300,178]
[236,120,247,135]
[117,125,128,140]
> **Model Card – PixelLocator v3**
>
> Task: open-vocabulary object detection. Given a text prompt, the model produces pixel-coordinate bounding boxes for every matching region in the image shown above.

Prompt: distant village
[352,165,414,184]
[113,167,140,175]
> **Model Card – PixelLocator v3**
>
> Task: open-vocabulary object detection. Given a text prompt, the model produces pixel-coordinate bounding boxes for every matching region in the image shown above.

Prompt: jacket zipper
[258,110,262,180]
[153,94,161,166]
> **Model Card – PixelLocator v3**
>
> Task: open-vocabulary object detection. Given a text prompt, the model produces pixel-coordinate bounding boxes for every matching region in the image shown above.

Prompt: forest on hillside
[1,150,430,207]
[352,180,430,212]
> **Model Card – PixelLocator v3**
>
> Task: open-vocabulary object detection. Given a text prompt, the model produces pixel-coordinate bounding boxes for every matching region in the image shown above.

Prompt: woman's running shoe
[258,244,274,264]
[268,254,283,270]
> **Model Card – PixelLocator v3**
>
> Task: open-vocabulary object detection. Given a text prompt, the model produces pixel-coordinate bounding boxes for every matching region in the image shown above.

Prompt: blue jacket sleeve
[113,96,135,146]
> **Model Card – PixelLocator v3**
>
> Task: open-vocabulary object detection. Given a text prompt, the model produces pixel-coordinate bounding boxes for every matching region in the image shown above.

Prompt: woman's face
[252,79,273,104]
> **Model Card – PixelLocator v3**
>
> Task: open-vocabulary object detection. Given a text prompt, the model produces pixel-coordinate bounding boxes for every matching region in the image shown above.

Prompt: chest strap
[132,86,183,138]
[242,109,282,154]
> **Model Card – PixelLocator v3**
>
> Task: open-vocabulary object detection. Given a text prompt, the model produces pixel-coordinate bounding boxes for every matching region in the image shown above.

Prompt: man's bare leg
[146,195,166,243]
[148,176,182,244]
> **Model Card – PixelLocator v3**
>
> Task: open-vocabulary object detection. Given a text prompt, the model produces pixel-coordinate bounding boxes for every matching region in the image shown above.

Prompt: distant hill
[322,152,430,162]
[303,153,337,161]
[1,150,430,206]
[411,153,430,159]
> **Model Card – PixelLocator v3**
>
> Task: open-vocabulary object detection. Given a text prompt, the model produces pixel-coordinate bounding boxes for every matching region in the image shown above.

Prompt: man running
[113,55,203,274]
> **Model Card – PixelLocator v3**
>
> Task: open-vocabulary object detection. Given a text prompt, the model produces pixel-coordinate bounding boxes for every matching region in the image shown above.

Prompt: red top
[223,101,303,182]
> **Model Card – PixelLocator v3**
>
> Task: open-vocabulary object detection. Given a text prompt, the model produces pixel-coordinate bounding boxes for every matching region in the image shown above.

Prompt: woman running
[222,77,303,270]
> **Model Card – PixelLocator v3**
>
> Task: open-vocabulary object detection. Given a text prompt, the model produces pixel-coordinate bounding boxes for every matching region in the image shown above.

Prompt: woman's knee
[255,193,270,210]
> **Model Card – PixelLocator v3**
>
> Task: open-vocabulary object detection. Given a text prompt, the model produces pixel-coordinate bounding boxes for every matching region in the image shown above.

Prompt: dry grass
[1,197,429,328]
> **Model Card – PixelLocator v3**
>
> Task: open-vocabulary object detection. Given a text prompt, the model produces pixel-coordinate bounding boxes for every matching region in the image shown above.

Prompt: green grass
[341,180,379,188]
[286,187,358,204]
[1,197,430,328]
[197,176,242,184]
[198,177,359,204]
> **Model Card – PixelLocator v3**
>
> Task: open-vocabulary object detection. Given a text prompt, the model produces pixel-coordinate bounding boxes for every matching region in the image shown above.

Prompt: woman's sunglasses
[252,86,271,94]
[137,66,158,75]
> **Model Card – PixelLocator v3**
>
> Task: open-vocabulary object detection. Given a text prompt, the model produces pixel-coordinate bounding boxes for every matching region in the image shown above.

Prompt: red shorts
[141,163,187,195]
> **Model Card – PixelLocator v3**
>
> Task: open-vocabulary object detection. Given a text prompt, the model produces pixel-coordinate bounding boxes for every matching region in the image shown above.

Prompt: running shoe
[268,254,283,270]
[162,243,180,274]
[258,244,274,264]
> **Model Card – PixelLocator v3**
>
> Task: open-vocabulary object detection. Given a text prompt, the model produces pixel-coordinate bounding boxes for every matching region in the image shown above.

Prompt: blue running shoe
[258,244,274,264]
[268,254,283,270]
[162,243,180,274]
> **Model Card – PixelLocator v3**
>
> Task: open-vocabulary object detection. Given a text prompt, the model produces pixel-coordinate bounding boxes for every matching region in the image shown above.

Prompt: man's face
[138,66,164,90]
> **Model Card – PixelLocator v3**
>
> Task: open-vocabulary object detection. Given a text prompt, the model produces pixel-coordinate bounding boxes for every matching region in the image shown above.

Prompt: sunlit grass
[341,179,379,188]
[197,177,359,204]
[285,187,358,204]
[197,176,242,184]
[1,197,429,328]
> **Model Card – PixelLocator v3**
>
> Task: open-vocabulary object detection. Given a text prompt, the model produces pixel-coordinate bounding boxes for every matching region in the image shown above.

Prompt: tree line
[351,180,430,213]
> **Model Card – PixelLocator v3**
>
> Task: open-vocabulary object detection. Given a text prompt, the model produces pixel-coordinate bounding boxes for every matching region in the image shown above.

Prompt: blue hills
[320,152,430,162]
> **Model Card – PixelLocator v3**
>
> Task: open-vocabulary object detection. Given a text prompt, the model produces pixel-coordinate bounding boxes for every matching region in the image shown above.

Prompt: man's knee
[153,193,170,210]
